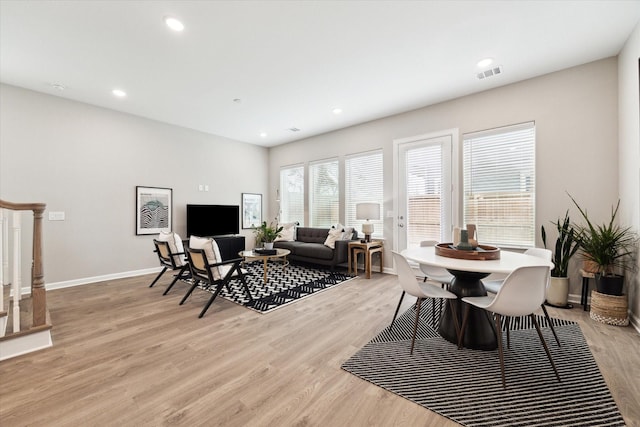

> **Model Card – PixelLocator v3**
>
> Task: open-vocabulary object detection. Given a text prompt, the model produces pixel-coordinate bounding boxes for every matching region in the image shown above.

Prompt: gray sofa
[273,227,358,269]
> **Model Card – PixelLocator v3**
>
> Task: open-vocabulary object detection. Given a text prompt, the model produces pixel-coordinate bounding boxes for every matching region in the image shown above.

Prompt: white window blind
[309,159,339,227]
[345,150,383,236]
[405,143,444,246]
[463,122,536,248]
[279,165,304,225]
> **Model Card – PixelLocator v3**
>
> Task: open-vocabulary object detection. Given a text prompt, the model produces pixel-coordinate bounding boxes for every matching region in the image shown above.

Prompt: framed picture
[242,193,262,229]
[136,186,172,235]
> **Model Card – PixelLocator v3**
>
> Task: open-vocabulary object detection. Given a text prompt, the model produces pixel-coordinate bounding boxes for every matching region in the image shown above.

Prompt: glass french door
[394,132,454,251]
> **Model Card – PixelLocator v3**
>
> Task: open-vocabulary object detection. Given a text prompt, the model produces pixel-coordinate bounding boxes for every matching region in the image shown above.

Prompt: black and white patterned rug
[342,303,625,427]
[202,261,354,313]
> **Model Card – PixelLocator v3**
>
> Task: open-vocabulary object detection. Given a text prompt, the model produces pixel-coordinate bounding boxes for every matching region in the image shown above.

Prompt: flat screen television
[186,204,240,237]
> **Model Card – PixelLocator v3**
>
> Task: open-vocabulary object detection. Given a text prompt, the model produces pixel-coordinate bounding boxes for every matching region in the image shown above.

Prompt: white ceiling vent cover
[477,65,503,80]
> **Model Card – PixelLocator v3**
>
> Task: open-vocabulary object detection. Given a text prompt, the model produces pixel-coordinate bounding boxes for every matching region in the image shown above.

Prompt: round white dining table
[402,246,553,350]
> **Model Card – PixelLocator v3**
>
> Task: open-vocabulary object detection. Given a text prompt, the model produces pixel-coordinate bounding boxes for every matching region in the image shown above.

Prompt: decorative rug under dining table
[342,302,625,427]
[206,260,354,313]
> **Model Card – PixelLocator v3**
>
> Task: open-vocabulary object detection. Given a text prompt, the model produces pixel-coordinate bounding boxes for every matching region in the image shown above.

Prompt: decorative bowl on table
[435,243,501,260]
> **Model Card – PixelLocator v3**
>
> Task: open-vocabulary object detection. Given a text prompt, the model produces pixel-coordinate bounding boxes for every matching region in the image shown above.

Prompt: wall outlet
[49,211,65,221]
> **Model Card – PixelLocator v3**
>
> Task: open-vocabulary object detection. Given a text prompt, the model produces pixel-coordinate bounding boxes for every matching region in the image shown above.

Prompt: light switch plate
[49,211,65,221]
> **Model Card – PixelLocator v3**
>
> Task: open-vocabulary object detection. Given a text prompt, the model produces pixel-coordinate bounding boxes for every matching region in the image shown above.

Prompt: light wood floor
[1,271,639,426]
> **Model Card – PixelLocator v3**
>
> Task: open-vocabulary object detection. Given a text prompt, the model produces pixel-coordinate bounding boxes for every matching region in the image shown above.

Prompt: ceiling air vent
[288,127,301,132]
[476,65,503,80]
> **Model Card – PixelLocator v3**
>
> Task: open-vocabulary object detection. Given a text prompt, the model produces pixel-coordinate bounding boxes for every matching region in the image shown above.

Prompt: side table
[348,240,384,279]
[580,268,595,311]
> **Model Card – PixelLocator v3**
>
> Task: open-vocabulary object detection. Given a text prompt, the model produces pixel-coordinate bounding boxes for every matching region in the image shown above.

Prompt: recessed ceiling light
[477,58,493,68]
[260,132,267,138]
[164,16,184,32]
[112,89,127,98]
[332,108,343,115]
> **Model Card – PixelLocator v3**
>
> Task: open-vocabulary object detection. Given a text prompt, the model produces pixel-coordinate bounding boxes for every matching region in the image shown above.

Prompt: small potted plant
[541,210,581,307]
[253,221,283,249]
[569,195,638,296]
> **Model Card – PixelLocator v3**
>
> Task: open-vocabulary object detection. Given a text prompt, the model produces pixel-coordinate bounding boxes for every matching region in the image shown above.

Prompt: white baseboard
[567,292,585,308]
[44,267,163,292]
[0,329,52,361]
[15,267,163,295]
[629,314,640,333]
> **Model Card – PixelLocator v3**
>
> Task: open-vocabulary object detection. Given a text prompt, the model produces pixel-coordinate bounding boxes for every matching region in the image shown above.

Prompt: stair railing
[0,199,47,333]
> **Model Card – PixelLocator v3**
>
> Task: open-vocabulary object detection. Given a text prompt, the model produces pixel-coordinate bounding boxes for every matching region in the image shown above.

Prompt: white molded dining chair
[419,240,455,287]
[483,247,560,346]
[390,251,461,355]
[459,265,561,388]
[405,240,456,326]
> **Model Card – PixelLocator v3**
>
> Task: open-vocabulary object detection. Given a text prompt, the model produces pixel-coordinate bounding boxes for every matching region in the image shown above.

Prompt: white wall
[0,84,269,285]
[269,58,620,301]
[618,22,640,324]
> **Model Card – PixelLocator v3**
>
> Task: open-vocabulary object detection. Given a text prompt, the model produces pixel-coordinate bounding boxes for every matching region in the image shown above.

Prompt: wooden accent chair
[150,238,190,295]
[180,247,254,318]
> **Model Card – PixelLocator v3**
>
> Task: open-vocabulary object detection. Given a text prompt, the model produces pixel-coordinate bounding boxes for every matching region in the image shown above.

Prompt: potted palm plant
[253,221,283,249]
[541,210,580,307]
[569,195,638,296]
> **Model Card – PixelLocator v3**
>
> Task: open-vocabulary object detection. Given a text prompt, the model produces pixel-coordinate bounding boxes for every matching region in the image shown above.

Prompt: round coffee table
[239,248,291,283]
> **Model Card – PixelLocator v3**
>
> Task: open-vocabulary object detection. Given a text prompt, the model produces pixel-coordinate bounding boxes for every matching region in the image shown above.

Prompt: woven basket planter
[590,291,629,326]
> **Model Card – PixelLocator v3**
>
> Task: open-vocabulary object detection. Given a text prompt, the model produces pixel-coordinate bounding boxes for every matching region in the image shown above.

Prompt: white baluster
[12,211,21,333]
[0,208,5,312]
[0,208,4,336]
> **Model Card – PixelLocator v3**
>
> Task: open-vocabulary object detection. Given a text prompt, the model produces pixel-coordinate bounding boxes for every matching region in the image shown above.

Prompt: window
[463,122,536,248]
[309,159,339,227]
[345,150,383,237]
[279,165,304,225]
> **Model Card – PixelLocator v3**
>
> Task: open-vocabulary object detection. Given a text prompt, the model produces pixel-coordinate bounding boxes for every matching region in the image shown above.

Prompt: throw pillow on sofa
[341,227,355,240]
[275,222,296,241]
[331,223,355,241]
[324,228,344,249]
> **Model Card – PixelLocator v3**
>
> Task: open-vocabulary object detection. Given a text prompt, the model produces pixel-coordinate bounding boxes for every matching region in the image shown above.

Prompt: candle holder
[456,229,474,250]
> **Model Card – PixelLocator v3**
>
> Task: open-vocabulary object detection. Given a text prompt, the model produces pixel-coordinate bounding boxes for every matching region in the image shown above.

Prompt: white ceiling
[1,1,639,147]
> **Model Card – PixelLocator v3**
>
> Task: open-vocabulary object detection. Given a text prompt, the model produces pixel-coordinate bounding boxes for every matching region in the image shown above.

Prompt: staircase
[0,200,52,361]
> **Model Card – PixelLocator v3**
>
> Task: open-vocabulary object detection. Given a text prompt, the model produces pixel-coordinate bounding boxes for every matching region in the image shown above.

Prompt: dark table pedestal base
[438,269,497,350]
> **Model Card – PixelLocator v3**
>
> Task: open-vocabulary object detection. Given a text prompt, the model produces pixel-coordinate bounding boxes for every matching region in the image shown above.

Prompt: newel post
[31,205,46,327]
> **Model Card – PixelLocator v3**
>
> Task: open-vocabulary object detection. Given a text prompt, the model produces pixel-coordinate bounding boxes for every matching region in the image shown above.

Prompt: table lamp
[356,202,380,242]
